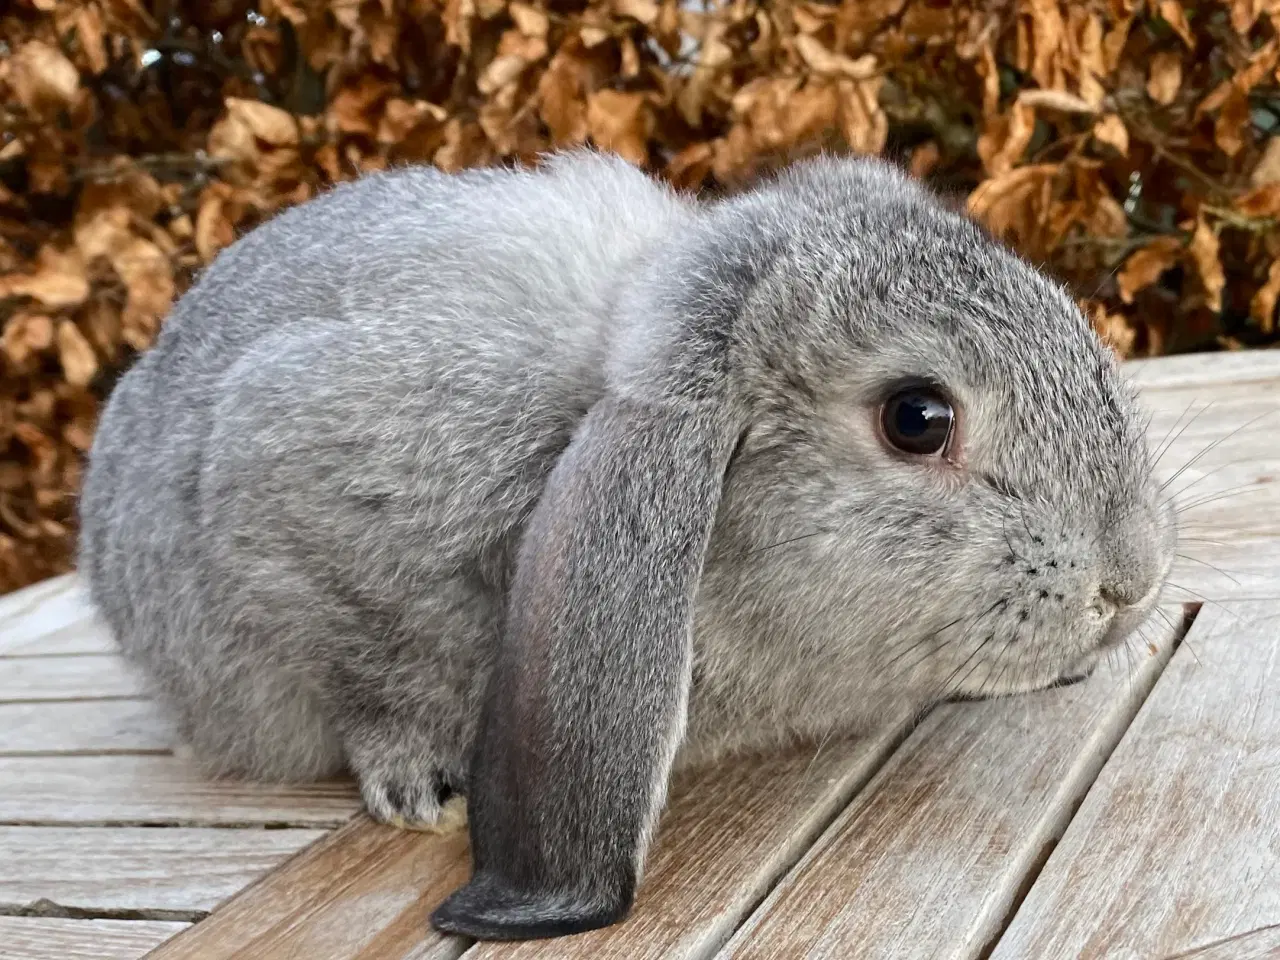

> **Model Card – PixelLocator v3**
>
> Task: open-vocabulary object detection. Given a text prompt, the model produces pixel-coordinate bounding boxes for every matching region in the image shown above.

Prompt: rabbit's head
[692,158,1176,723]
[432,154,1175,941]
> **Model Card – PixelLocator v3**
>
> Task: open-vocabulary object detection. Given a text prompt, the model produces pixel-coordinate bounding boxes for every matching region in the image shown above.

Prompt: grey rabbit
[78,150,1176,940]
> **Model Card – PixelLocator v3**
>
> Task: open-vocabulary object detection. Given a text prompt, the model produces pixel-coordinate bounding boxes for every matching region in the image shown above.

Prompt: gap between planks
[716,606,1197,960]
[142,719,919,960]
[988,599,1280,958]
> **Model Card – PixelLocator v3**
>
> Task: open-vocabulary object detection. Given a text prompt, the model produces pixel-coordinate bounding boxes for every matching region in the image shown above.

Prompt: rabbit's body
[80,155,699,806]
[81,151,1174,940]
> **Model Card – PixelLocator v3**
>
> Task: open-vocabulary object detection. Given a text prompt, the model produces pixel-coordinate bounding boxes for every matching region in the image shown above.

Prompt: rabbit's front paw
[360,766,468,834]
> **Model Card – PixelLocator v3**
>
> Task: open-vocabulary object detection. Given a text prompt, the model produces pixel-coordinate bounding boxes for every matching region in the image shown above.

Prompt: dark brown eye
[881,387,954,456]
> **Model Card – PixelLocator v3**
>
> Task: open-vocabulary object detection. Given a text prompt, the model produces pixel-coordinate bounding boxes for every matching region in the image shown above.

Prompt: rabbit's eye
[881,388,954,456]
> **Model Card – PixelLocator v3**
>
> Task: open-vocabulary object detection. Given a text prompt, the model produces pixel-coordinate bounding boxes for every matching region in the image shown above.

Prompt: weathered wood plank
[0,655,145,702]
[151,721,911,960]
[989,602,1280,959]
[1144,387,1280,547]
[144,815,471,960]
[0,576,112,657]
[0,699,172,755]
[0,755,360,826]
[0,917,190,960]
[1125,350,1280,391]
[463,722,912,960]
[1165,924,1280,959]
[717,616,1183,960]
[0,826,326,917]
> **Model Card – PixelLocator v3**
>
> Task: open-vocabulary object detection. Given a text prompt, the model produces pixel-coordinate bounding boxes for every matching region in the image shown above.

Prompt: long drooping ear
[429,359,743,940]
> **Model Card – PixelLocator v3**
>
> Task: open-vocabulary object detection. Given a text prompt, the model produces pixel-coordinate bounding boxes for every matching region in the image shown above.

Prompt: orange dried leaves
[2,0,1280,593]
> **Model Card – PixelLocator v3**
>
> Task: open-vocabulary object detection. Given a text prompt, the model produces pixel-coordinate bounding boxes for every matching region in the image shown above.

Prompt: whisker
[1174,483,1264,514]
[1165,455,1270,503]
[1173,553,1241,586]
[1159,407,1276,494]
[885,611,969,671]
[940,628,998,698]
[748,529,829,555]
[891,617,976,683]
[1176,536,1228,547]
[1151,397,1203,468]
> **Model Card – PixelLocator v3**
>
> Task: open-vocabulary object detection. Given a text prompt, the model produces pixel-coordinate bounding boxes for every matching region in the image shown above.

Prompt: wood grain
[989,601,1280,959]
[0,576,112,657]
[1165,924,1280,960]
[0,917,190,960]
[144,815,471,960]
[1125,350,1280,391]
[0,655,145,702]
[717,617,1183,960]
[0,826,325,916]
[0,755,360,826]
[465,722,912,960]
[1144,385,1280,547]
[0,699,172,755]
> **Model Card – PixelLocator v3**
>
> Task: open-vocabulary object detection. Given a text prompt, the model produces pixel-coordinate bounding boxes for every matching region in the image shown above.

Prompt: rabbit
[77,149,1176,941]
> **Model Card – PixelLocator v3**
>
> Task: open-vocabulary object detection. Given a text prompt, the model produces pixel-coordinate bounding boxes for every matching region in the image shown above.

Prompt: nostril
[1086,591,1118,622]
[1098,581,1146,610]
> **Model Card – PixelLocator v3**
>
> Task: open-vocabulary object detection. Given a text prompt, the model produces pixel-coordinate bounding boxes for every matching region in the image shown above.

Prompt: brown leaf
[967,164,1058,240]
[614,0,659,25]
[1234,39,1279,94]
[1084,301,1137,357]
[1252,137,1280,186]
[195,187,236,263]
[1117,236,1183,303]
[479,54,535,96]
[328,76,393,136]
[57,321,98,389]
[1147,52,1182,105]
[9,41,80,114]
[1227,0,1262,34]
[836,77,887,155]
[2,314,55,367]
[1252,258,1280,333]
[1214,87,1251,157]
[1092,114,1129,155]
[1102,15,1134,72]
[1026,0,1066,88]
[73,204,131,263]
[76,6,110,74]
[509,2,549,36]
[586,90,651,167]
[111,236,175,349]
[665,142,714,190]
[1236,183,1280,217]
[0,246,90,309]
[1017,89,1096,113]
[910,141,941,179]
[794,35,878,79]
[225,98,299,147]
[538,46,592,145]
[978,101,1036,177]
[1188,217,1225,312]
[1158,0,1195,48]
[377,98,448,144]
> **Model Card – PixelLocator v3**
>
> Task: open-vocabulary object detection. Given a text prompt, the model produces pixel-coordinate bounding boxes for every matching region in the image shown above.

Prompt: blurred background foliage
[1,0,1279,593]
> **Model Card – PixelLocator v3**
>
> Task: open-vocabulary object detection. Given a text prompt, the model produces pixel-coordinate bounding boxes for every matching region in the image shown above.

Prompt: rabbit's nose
[1098,499,1174,611]
[1099,582,1140,609]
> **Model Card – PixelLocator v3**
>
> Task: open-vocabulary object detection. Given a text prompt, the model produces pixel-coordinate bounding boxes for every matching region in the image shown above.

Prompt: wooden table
[2,351,1278,960]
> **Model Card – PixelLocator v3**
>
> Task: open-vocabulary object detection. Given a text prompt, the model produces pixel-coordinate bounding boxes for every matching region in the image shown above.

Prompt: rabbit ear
[430,382,741,940]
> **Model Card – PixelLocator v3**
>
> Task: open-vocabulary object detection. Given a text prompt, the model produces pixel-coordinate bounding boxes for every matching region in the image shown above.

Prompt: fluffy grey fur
[78,151,1175,939]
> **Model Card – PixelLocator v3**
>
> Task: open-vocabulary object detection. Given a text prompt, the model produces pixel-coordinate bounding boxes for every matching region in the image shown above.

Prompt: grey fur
[78,150,1175,939]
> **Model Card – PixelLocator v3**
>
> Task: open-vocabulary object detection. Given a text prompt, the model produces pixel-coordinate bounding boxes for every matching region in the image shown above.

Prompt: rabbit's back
[79,152,690,781]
